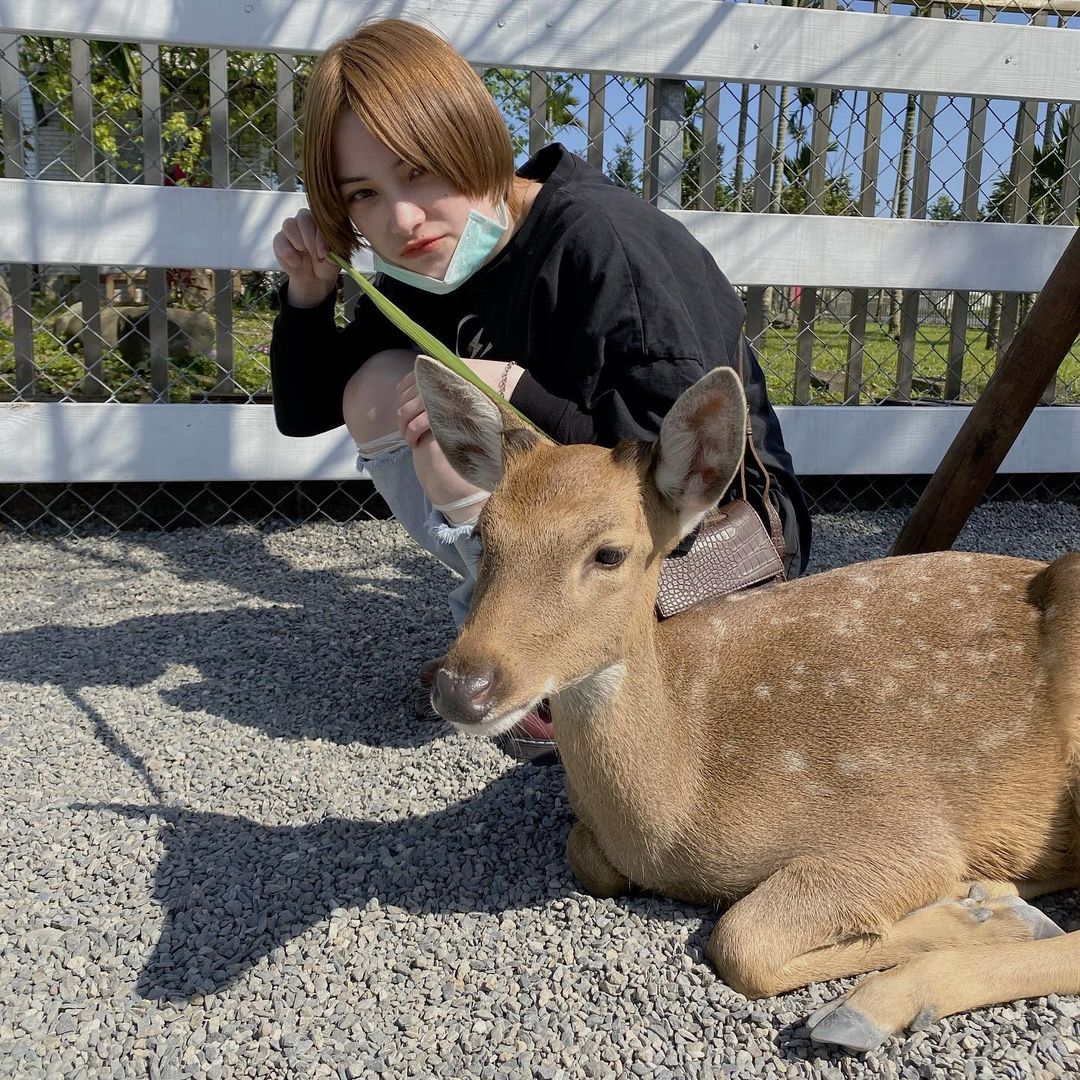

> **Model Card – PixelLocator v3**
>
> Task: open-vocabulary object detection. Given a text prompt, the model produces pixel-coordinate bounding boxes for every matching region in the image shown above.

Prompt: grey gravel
[1,505,1079,1079]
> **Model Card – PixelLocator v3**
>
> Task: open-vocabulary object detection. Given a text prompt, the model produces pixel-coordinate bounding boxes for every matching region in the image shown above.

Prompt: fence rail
[2,179,1072,290]
[5,0,1079,102]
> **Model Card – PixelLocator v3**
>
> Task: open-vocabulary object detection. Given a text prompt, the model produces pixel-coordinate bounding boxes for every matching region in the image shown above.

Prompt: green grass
[759,320,1080,406]
[0,308,275,402]
[3,306,1078,406]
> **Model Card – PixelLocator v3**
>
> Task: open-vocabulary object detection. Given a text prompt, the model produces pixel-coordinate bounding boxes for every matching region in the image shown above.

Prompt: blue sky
[517,2,1075,220]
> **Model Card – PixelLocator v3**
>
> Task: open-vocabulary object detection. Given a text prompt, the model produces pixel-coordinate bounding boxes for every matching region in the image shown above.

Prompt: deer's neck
[549,613,703,864]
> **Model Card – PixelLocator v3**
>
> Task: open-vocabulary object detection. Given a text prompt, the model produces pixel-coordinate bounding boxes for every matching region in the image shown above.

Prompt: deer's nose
[432,667,495,725]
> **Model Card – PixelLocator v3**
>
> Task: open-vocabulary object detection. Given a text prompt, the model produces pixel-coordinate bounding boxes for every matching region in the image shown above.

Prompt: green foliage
[929,194,962,221]
[482,69,583,157]
[983,113,1077,225]
[19,38,314,186]
[607,134,641,194]
[777,144,855,216]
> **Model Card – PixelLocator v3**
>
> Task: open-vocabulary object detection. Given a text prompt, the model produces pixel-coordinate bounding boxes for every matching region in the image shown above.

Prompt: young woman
[270,18,811,765]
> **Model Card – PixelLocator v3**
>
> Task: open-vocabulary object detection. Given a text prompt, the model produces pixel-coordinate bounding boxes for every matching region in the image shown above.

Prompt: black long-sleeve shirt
[271,143,810,574]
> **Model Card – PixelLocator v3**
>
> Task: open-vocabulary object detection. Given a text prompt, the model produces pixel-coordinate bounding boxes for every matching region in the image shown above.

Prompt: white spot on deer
[913,638,930,652]
[906,593,923,604]
[783,750,808,773]
[949,599,965,610]
[852,598,865,610]
[978,726,1011,752]
[786,681,804,693]
[891,657,917,672]
[837,753,862,776]
[838,669,858,687]
[754,684,772,700]
[966,584,982,596]
[931,682,947,696]
[998,582,1014,592]
[853,574,875,588]
[878,676,900,701]
[792,663,806,676]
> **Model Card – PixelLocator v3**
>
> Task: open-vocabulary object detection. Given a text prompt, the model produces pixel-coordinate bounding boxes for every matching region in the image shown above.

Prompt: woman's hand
[395,370,431,449]
[395,359,525,448]
[272,208,340,308]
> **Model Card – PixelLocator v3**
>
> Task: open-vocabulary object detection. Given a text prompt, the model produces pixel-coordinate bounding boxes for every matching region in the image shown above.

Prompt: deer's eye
[594,547,627,568]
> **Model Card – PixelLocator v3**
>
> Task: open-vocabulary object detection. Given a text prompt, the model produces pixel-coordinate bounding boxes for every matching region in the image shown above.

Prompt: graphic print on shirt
[456,315,493,360]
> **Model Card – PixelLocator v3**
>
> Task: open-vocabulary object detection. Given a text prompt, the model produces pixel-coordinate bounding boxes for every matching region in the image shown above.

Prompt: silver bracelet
[497,361,514,397]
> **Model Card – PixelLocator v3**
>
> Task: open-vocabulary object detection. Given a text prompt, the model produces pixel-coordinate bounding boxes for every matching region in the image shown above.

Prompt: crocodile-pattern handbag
[655,339,787,620]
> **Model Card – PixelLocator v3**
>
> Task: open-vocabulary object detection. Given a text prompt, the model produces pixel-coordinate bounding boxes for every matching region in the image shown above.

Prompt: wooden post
[891,227,1080,557]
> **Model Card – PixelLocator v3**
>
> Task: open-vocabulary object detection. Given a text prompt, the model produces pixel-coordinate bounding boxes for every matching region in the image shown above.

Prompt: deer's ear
[651,366,747,534]
[414,355,509,491]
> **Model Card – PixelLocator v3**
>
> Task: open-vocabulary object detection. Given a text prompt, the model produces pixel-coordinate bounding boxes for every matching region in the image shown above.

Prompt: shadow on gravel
[0,551,454,750]
[73,774,573,1001]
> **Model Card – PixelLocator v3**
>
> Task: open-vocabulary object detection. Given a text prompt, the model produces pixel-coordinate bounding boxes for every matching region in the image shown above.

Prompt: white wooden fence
[1,0,1078,485]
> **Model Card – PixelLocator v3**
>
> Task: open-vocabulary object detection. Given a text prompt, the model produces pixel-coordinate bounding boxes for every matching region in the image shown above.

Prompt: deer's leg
[807,929,1076,1052]
[1016,871,1080,899]
[566,820,630,899]
[706,861,1063,1003]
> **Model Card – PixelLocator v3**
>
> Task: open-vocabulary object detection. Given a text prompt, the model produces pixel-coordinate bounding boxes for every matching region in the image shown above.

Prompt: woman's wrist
[465,358,525,401]
[285,277,337,309]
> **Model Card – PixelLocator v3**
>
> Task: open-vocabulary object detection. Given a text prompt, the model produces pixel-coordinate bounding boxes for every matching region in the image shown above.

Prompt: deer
[412,353,1080,1053]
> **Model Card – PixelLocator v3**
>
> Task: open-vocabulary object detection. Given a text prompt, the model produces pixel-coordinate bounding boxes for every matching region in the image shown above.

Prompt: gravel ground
[1,503,1079,1080]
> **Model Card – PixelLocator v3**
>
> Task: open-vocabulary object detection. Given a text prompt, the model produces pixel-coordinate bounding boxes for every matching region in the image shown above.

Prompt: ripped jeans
[356,435,482,628]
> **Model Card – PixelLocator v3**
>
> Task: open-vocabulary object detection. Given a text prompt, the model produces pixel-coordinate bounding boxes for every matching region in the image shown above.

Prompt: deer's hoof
[807,999,891,1053]
[995,894,1065,940]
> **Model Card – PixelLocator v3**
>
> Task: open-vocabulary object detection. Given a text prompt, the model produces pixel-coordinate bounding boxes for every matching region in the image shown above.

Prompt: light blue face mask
[372,202,509,295]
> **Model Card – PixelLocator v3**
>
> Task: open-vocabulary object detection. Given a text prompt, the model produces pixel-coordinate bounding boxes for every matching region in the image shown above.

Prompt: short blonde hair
[301,19,517,258]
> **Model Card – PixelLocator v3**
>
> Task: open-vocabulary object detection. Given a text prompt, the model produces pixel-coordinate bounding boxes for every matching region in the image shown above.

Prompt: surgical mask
[372,202,509,295]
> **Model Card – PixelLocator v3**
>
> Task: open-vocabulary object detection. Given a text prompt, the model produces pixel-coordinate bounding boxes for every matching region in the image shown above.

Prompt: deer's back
[652,551,1076,900]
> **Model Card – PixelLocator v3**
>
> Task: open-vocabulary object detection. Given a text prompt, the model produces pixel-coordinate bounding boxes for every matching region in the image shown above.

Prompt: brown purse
[655,339,787,620]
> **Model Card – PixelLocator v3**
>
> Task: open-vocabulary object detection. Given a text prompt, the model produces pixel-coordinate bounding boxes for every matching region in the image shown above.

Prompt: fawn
[414,354,1080,1052]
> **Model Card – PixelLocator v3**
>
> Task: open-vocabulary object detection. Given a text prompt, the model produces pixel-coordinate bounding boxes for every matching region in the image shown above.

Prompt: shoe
[411,656,443,721]
[493,702,559,767]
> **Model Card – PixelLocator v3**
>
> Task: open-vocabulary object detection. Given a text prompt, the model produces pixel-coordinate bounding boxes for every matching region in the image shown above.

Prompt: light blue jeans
[357,443,482,627]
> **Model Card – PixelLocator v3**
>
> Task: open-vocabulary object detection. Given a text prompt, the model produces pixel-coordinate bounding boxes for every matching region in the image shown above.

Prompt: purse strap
[734,336,787,562]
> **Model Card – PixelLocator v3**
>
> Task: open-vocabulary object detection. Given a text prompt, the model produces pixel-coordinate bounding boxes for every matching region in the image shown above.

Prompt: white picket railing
[1,0,1078,484]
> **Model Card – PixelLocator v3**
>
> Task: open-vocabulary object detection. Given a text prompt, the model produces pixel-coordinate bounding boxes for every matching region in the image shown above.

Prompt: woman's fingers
[294,209,328,261]
[401,410,432,448]
[276,211,332,273]
[395,374,431,446]
[272,229,302,270]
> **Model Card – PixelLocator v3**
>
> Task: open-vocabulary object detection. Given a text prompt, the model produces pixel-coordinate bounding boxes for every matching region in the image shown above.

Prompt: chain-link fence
[2,0,1078,532]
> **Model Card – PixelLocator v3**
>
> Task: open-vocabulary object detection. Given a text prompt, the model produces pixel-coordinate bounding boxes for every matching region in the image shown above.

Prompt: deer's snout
[432,665,496,726]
